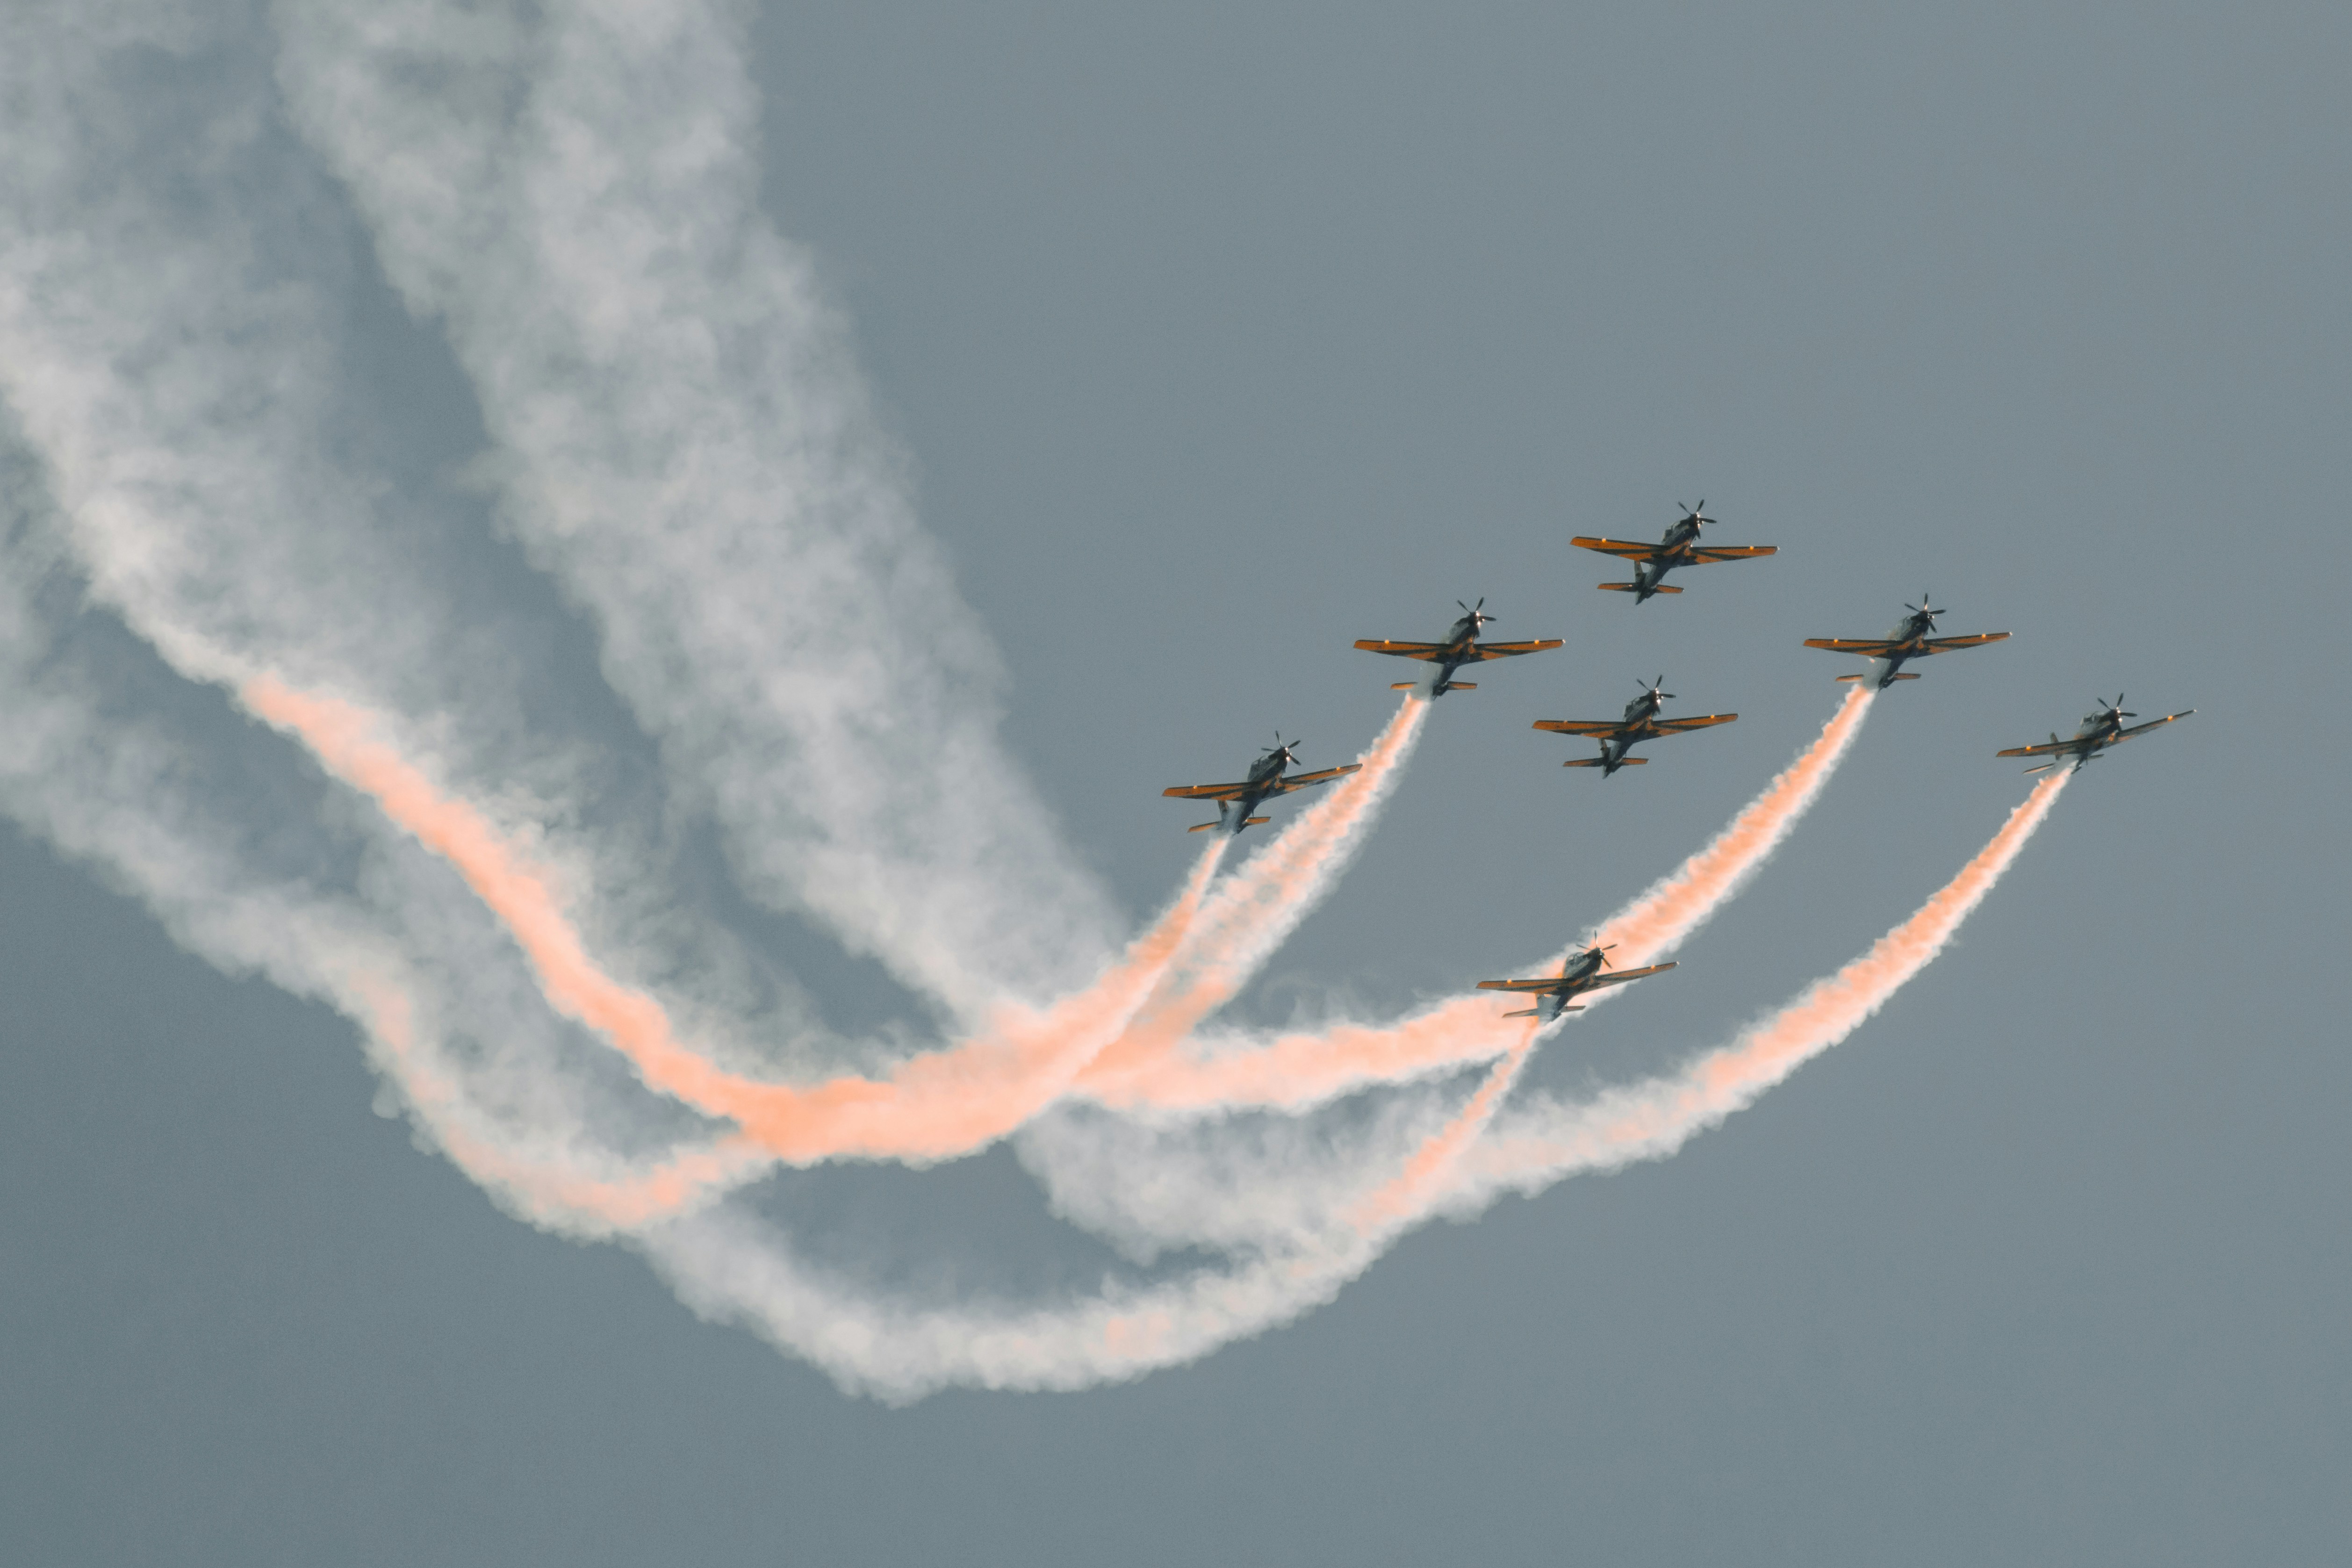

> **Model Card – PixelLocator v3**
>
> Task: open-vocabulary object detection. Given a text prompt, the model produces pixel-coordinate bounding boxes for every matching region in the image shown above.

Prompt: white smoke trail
[652,780,2065,1398]
[1453,772,2072,1207]
[268,0,1120,1020]
[0,0,2074,1406]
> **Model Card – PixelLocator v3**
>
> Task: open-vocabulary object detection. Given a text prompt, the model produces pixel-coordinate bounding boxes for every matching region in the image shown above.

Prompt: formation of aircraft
[1569,503,1778,604]
[1476,943,1677,1020]
[1532,676,1738,776]
[1996,696,2194,774]
[1353,599,1563,697]
[1159,500,2192,1021]
[1163,736,1362,835]
[1802,595,2010,689]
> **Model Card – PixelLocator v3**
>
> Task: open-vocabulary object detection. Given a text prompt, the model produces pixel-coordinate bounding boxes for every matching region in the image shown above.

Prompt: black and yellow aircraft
[1803,595,2009,689]
[1164,736,1362,834]
[1997,696,2194,774]
[1353,598,1563,697]
[1533,677,1738,776]
[1477,943,1677,1020]
[1570,502,1777,603]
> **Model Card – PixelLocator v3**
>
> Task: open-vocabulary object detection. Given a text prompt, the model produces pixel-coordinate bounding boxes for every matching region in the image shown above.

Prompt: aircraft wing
[1687,544,1777,563]
[1576,961,1676,990]
[1803,637,1905,655]
[1353,639,1449,661]
[1922,633,2011,652]
[1531,719,1623,737]
[1466,639,1565,661]
[2115,711,2194,741]
[1569,536,1668,561]
[1995,741,2077,759]
[1650,713,1738,733]
[1476,978,1566,993]
[1162,782,1251,800]
[1265,763,1363,794]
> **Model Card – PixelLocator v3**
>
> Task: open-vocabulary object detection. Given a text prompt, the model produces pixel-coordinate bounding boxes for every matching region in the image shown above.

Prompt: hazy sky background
[5,2,2349,1563]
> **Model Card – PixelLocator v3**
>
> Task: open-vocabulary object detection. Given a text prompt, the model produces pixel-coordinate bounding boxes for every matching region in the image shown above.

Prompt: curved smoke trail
[1070,685,1873,1118]
[647,776,2067,1399]
[0,2,2079,1402]
[1456,772,2071,1204]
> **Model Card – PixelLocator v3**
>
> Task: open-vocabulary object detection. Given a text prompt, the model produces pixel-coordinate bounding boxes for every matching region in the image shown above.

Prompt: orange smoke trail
[1083,689,1873,1113]
[245,674,1224,1165]
[1078,695,1429,1091]
[1461,771,2071,1194]
[1350,1027,1537,1229]
[1589,683,1873,967]
[345,971,769,1231]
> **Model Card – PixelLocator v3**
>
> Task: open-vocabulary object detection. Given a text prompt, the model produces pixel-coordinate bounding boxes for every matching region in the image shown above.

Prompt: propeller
[1262,731,1302,763]
[1586,941,1618,969]
[1678,500,1712,526]
[2097,694,2136,719]
[1639,675,1675,700]
[1906,593,1941,625]
[1458,596,1495,623]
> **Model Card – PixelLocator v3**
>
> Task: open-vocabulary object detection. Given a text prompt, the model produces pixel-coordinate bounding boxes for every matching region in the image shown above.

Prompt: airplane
[1569,502,1778,603]
[1353,598,1563,697]
[1477,942,1677,1020]
[1163,735,1363,834]
[1997,696,2194,774]
[1802,594,2010,689]
[1532,676,1738,776]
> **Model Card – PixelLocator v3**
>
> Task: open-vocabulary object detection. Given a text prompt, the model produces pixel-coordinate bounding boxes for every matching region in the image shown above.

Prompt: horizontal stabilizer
[1390,682,1417,690]
[1596,582,1640,592]
[1186,821,1221,833]
[1887,672,1921,681]
[1561,758,1607,768]
[1245,816,1269,825]
[1835,672,1868,681]
[1445,681,1476,690]
[1503,1007,1540,1018]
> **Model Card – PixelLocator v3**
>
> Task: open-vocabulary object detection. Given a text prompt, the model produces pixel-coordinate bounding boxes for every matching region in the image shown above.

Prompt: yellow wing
[1804,638,1904,655]
[1266,763,1362,793]
[1569,536,1666,561]
[1466,639,1565,661]
[1162,782,1251,799]
[1475,978,1564,993]
[1688,544,1777,562]
[1580,961,1676,987]
[1353,639,1447,661]
[1923,633,2010,651]
[1532,719,1622,736]
[1651,713,1738,733]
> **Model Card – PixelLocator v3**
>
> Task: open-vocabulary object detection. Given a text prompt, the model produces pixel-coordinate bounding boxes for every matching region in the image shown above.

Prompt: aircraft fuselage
[1861,608,1941,687]
[1625,519,1705,602]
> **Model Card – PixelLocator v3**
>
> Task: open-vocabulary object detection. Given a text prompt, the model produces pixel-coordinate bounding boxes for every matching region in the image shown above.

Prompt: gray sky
[4,2,2348,1563]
